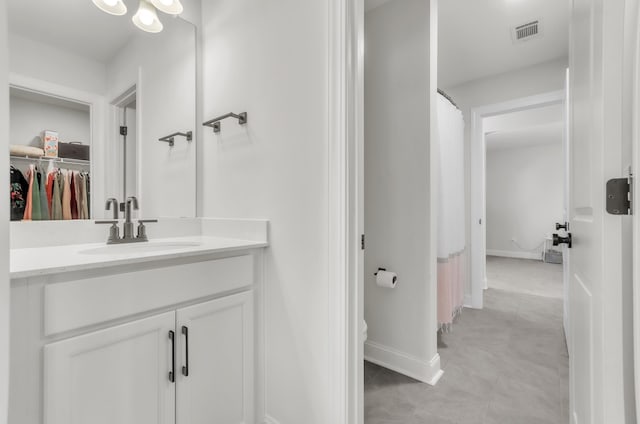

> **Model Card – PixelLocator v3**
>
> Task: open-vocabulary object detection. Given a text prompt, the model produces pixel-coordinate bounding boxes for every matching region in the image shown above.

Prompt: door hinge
[361,234,365,250]
[606,172,632,215]
[120,126,128,136]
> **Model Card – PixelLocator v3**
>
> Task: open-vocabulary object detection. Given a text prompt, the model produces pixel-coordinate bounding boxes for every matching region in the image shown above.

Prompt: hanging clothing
[46,171,55,215]
[51,171,63,221]
[22,165,34,220]
[37,170,49,220]
[10,166,29,221]
[10,162,90,221]
[30,167,42,221]
[86,173,91,217]
[79,172,89,219]
[70,172,78,220]
[62,170,72,220]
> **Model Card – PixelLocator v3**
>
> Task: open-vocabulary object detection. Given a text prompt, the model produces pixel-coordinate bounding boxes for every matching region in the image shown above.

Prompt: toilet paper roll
[376,270,397,288]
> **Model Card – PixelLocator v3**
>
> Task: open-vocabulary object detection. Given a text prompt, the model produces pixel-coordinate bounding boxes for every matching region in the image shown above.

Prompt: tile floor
[364,257,568,424]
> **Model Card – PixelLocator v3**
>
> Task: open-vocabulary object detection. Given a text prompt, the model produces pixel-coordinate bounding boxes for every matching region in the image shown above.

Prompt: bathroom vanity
[9,220,268,424]
[6,2,270,423]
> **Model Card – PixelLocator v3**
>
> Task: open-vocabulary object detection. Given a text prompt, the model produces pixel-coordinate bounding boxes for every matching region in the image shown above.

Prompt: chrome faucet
[96,196,157,244]
[123,196,139,239]
[105,198,119,219]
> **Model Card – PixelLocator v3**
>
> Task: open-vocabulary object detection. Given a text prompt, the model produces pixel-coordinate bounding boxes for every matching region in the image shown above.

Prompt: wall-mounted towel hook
[159,131,193,147]
[203,112,248,133]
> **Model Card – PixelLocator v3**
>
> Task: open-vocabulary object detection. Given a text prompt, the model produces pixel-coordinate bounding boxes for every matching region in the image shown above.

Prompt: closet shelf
[10,155,90,166]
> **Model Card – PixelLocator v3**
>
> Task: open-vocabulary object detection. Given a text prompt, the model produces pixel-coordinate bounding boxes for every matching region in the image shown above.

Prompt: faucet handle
[136,219,157,241]
[95,221,120,243]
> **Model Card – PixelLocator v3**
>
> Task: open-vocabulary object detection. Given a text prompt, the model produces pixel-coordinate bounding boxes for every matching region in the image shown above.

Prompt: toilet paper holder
[374,267,386,276]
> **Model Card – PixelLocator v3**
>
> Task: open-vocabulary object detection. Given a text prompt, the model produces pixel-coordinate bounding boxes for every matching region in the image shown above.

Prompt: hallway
[365,258,568,424]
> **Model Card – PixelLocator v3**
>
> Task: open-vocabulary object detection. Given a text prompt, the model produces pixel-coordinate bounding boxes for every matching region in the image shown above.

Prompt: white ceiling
[485,103,564,150]
[8,0,140,63]
[439,0,569,88]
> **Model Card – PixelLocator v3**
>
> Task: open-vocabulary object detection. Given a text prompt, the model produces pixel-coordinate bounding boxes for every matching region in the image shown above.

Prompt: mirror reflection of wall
[7,0,197,222]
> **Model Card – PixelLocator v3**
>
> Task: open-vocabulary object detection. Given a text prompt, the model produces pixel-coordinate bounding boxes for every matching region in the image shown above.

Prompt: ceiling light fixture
[150,0,184,15]
[92,0,127,16]
[132,0,164,33]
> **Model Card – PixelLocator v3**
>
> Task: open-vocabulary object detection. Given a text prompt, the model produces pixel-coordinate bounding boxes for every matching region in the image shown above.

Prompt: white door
[176,292,254,424]
[569,0,632,423]
[44,312,176,424]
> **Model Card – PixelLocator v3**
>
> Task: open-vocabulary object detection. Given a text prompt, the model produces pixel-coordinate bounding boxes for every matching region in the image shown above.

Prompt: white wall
[198,0,329,423]
[8,34,107,95]
[486,142,563,260]
[443,57,568,295]
[106,19,197,218]
[9,94,90,147]
[0,0,10,421]
[363,0,440,384]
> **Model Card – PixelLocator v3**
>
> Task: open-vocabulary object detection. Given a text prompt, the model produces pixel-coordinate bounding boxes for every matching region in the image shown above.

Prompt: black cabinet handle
[168,330,176,383]
[182,326,189,377]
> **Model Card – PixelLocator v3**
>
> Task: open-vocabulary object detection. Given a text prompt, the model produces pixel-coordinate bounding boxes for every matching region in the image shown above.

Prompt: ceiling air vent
[512,20,541,43]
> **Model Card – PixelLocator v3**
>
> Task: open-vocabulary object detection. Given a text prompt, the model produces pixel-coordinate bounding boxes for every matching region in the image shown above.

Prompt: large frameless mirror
[7,0,197,222]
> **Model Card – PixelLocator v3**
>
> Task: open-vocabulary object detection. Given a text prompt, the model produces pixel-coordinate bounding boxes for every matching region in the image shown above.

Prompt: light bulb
[132,0,163,33]
[150,0,183,15]
[139,9,154,25]
[92,0,127,16]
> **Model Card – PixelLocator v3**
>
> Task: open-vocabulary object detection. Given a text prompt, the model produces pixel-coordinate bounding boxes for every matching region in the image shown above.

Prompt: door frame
[632,0,640,413]
[327,0,364,423]
[468,89,566,309]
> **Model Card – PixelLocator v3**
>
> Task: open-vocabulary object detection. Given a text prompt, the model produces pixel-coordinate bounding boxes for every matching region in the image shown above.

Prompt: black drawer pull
[182,326,189,377]
[168,330,176,383]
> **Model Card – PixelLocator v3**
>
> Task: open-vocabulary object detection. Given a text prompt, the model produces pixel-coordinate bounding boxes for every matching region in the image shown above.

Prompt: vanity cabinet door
[44,311,177,424]
[176,291,254,424]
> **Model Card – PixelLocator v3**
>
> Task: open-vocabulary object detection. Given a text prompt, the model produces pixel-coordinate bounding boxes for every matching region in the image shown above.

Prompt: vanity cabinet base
[10,253,259,424]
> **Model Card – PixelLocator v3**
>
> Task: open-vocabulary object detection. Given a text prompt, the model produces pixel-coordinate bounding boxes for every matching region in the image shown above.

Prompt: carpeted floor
[486,256,563,298]
[364,257,568,424]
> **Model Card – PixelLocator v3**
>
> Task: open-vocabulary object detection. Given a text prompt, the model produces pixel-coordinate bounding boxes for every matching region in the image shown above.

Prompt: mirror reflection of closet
[7,0,198,222]
[9,87,93,221]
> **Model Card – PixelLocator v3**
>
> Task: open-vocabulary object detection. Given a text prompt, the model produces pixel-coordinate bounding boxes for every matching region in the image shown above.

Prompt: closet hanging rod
[203,112,247,133]
[10,155,90,166]
[158,131,193,147]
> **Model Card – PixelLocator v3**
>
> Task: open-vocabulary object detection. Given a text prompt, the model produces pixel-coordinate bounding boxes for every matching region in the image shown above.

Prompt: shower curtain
[436,92,466,331]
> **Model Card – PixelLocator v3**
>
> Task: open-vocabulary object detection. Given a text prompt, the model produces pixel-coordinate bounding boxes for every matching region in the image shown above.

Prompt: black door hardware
[606,177,632,215]
[169,330,176,383]
[553,233,572,249]
[182,326,190,377]
[556,222,569,231]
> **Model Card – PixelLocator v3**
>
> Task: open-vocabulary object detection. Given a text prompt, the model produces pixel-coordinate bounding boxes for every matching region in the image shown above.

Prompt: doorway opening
[110,86,138,212]
[483,102,566,301]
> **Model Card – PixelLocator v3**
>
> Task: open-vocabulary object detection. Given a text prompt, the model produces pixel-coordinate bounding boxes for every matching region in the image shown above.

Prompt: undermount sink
[80,241,202,255]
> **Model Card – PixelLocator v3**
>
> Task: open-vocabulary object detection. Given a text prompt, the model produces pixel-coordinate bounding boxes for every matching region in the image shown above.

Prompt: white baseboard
[486,249,542,261]
[364,340,443,385]
[463,294,473,308]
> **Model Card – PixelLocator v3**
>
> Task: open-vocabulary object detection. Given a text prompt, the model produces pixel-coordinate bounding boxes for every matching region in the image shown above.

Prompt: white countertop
[11,236,268,279]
